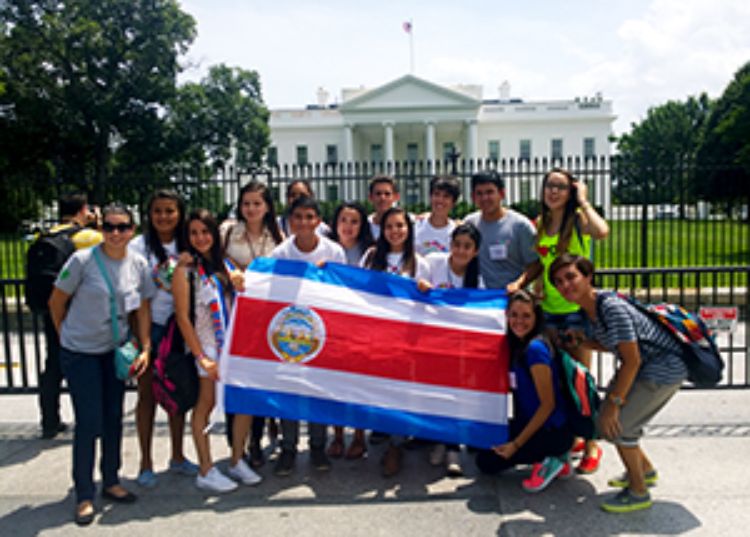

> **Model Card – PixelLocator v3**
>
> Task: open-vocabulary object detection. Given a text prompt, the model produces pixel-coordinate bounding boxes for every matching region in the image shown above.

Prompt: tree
[165,64,270,172]
[696,61,750,218]
[0,0,196,209]
[613,95,712,205]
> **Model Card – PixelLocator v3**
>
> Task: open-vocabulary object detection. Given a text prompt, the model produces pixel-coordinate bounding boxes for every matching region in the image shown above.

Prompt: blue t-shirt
[511,338,567,429]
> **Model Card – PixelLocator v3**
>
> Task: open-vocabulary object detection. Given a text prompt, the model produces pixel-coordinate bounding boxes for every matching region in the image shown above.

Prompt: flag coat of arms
[221,258,509,449]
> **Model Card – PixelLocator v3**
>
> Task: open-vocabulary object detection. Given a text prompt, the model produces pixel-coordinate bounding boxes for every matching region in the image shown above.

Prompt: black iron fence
[1,156,749,393]
[1,266,747,394]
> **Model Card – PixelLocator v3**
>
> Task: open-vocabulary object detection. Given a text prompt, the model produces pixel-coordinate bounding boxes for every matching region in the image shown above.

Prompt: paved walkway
[0,390,748,536]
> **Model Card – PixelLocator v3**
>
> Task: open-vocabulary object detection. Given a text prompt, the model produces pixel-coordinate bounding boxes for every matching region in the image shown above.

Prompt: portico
[338,75,482,169]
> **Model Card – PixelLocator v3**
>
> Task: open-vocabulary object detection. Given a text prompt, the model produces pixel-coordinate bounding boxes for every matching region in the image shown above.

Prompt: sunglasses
[544,182,570,192]
[102,222,133,233]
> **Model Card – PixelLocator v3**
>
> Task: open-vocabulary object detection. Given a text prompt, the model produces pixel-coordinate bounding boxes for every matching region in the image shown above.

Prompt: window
[519,139,531,161]
[326,144,338,164]
[267,146,278,167]
[406,143,419,162]
[370,144,383,163]
[296,145,308,166]
[584,137,596,159]
[488,140,500,161]
[443,142,456,160]
[551,139,563,160]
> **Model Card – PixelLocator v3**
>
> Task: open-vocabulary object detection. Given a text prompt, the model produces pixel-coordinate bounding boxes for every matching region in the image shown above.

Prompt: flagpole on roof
[403,19,414,74]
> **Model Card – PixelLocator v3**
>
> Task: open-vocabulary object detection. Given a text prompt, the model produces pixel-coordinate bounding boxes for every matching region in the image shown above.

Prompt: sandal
[74,501,95,526]
[344,439,367,459]
[326,438,344,458]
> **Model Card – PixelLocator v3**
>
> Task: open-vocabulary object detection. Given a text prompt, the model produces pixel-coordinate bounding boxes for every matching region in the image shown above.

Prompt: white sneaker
[446,451,463,477]
[228,458,263,486]
[429,443,446,466]
[196,466,238,493]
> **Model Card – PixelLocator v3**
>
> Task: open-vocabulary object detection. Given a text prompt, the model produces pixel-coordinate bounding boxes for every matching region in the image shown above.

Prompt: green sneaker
[607,469,658,488]
[601,489,653,513]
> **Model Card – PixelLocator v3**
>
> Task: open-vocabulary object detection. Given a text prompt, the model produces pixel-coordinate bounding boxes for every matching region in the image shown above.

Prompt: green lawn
[594,220,749,269]
[2,221,748,286]
[0,234,29,280]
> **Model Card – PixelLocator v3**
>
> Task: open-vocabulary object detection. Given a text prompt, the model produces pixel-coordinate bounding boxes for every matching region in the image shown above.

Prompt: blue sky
[178,0,750,135]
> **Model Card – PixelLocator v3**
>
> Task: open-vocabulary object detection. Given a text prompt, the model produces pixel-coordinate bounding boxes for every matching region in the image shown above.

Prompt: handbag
[93,246,140,381]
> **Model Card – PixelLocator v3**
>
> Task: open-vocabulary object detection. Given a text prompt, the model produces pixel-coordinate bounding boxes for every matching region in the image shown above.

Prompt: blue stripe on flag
[225,385,507,449]
[249,257,507,310]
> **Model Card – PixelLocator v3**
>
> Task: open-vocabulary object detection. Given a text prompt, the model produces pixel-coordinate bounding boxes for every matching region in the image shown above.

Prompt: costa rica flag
[221,258,509,448]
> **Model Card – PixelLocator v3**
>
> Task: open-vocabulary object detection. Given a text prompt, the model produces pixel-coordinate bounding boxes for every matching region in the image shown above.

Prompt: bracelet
[580,202,592,211]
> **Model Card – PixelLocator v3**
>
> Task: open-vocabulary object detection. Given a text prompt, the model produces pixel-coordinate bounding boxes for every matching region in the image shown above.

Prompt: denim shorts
[544,309,592,340]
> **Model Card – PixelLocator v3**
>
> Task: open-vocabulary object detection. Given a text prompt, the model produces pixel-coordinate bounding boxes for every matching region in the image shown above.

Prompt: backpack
[555,347,601,440]
[152,274,199,416]
[525,338,601,440]
[25,225,80,313]
[597,292,724,387]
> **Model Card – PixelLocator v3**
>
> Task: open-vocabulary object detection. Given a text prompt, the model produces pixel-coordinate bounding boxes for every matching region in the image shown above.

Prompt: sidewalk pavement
[0,389,748,537]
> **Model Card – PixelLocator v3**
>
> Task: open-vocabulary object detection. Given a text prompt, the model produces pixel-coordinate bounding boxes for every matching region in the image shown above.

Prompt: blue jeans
[60,347,125,502]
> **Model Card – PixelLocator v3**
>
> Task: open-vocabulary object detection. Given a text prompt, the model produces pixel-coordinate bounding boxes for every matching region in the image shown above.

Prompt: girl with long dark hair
[173,209,261,493]
[130,190,197,488]
[475,291,573,493]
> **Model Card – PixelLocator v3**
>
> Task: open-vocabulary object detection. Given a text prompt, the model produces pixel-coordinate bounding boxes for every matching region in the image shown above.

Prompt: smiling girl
[173,209,262,493]
[475,291,573,493]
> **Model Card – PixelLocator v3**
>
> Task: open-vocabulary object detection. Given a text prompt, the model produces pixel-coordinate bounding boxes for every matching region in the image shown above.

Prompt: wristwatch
[608,393,626,407]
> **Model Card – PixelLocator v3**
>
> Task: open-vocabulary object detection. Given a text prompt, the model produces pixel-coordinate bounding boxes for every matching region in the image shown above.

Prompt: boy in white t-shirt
[270,196,346,477]
[414,175,460,255]
[367,175,400,240]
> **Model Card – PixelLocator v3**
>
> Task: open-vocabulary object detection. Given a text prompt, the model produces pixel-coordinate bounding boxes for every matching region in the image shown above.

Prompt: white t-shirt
[360,249,431,281]
[368,213,381,241]
[425,252,485,289]
[271,235,347,265]
[414,216,456,256]
[128,235,178,326]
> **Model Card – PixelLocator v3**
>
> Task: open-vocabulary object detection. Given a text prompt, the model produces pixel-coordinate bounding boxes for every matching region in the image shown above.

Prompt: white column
[384,121,394,163]
[344,124,354,163]
[425,121,436,173]
[466,119,479,171]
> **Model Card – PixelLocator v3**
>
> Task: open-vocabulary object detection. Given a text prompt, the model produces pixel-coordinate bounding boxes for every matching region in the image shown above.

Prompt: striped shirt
[592,293,688,384]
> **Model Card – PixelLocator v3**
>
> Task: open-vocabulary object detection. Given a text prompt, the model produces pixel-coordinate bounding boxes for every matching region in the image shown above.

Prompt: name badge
[508,372,517,390]
[124,290,141,312]
[489,243,508,260]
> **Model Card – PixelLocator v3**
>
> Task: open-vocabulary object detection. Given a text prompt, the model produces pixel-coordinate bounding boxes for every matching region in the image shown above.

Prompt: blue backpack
[597,292,724,387]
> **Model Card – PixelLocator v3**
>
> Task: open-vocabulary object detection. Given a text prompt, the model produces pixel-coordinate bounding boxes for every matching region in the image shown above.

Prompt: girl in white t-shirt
[130,190,198,489]
[360,207,430,281]
[360,207,430,477]
[326,202,374,460]
[421,223,483,477]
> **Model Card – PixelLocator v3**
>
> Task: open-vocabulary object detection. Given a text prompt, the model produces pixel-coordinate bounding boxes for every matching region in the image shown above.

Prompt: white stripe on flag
[243,272,506,335]
[224,354,507,425]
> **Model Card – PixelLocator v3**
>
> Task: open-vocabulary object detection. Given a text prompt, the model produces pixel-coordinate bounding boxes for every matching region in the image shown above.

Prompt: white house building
[268,74,616,169]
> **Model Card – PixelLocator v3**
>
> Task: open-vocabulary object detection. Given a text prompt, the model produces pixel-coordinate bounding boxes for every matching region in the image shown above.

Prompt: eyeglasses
[102,222,133,233]
[544,182,570,192]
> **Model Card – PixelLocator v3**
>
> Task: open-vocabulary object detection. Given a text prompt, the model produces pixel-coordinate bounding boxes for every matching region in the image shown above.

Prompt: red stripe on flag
[229,296,508,393]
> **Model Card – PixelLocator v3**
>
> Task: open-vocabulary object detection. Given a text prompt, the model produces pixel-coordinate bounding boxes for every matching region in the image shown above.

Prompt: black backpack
[25,225,80,313]
[152,273,199,416]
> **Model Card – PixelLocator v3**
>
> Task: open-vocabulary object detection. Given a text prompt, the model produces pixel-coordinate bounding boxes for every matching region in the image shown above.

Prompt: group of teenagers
[44,168,689,525]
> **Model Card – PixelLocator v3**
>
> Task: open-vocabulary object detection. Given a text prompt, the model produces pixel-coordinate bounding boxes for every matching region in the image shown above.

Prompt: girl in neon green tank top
[513,167,609,472]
